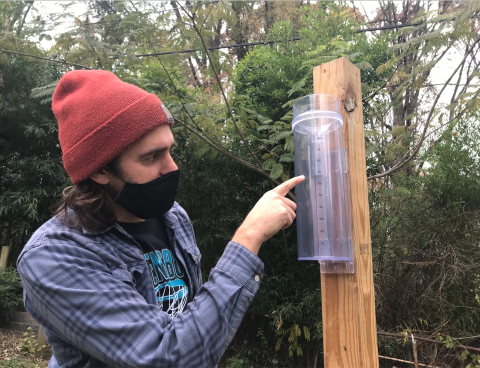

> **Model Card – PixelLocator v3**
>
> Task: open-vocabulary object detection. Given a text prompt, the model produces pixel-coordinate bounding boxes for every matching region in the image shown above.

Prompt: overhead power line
[110,38,303,59]
[355,22,421,33]
[109,22,424,59]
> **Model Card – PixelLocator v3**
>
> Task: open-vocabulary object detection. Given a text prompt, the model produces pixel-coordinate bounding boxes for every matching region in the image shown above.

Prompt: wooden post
[37,325,48,355]
[0,223,12,270]
[313,58,378,367]
[0,246,11,270]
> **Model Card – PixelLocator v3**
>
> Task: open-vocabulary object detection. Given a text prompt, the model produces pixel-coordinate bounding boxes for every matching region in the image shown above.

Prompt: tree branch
[177,1,264,169]
[367,34,480,181]
[155,54,202,131]
[16,1,34,36]
[200,1,216,31]
[173,114,295,200]
[362,57,402,102]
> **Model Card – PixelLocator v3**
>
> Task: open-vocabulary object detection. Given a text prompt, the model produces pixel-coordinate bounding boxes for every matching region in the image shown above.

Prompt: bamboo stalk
[379,355,438,368]
[412,334,419,368]
[378,331,480,354]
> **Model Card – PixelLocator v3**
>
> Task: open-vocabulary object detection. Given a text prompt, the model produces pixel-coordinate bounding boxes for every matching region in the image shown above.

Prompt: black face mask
[113,169,181,220]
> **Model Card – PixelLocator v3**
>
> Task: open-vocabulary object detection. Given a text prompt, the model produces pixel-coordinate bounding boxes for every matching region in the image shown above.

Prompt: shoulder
[172,202,191,224]
[17,216,95,266]
[164,202,197,248]
[163,202,192,227]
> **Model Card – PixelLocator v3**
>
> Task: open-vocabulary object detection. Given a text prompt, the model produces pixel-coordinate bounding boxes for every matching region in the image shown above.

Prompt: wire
[356,22,420,33]
[17,3,479,60]
[107,12,476,58]
[108,22,427,59]
[109,38,303,59]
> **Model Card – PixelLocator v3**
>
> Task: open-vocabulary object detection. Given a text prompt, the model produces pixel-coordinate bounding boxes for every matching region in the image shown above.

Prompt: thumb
[271,176,305,197]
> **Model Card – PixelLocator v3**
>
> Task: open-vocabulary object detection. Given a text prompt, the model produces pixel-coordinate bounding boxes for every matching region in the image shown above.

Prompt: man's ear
[90,169,110,185]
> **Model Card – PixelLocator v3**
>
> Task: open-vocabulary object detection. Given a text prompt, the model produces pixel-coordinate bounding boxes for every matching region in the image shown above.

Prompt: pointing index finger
[272,175,305,197]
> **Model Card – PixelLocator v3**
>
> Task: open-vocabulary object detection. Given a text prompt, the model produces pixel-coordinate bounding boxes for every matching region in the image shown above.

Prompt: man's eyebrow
[138,142,177,159]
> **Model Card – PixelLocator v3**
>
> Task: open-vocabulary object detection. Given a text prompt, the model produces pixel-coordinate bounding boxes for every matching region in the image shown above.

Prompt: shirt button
[194,255,198,261]
[139,250,143,255]
[254,275,260,282]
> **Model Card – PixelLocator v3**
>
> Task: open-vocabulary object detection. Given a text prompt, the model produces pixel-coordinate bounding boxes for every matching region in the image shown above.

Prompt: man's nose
[163,155,178,175]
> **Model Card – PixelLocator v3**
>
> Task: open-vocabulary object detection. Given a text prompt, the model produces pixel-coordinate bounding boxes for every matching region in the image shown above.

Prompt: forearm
[18,241,263,368]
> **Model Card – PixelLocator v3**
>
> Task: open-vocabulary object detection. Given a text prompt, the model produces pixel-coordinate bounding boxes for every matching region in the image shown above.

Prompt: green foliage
[275,322,311,357]
[0,268,22,321]
[2,1,480,367]
[225,355,252,368]
[0,54,69,236]
[0,356,48,368]
[20,328,47,358]
[234,4,392,185]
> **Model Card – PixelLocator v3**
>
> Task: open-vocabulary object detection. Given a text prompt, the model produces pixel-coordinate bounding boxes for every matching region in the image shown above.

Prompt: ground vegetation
[1,1,480,367]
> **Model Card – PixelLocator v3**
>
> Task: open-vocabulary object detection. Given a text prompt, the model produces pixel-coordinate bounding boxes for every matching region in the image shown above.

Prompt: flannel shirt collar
[63,202,180,236]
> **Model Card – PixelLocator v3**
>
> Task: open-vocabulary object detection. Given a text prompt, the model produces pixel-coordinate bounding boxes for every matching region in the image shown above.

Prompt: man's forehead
[124,125,174,156]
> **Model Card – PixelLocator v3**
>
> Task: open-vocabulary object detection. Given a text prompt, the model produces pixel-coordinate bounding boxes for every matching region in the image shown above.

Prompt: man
[17,70,304,368]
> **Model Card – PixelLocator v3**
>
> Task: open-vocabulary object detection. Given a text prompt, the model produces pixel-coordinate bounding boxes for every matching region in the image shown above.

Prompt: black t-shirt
[119,218,189,318]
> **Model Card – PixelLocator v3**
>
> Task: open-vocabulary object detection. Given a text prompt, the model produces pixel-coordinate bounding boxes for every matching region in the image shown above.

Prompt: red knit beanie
[52,70,173,184]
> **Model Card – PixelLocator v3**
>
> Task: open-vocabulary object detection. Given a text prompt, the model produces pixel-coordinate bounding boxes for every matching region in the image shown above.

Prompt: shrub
[0,268,23,321]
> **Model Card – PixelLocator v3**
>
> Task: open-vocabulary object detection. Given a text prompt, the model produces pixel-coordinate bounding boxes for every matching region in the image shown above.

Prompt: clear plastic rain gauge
[293,94,354,273]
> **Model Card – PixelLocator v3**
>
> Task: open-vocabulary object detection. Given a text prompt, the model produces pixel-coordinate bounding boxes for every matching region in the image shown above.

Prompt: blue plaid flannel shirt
[17,202,264,368]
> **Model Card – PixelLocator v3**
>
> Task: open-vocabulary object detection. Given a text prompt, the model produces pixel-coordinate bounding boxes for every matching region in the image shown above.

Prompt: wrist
[232,227,262,255]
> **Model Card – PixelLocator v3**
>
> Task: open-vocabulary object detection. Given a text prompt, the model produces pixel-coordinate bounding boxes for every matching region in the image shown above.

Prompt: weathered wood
[0,223,12,270]
[313,58,378,368]
[37,325,48,353]
[0,246,10,270]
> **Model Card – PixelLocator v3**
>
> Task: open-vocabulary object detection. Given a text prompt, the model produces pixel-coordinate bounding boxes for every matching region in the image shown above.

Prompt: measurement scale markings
[313,132,329,256]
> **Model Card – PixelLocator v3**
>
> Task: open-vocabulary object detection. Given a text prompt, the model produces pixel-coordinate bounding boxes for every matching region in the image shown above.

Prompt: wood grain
[0,246,10,270]
[313,58,378,368]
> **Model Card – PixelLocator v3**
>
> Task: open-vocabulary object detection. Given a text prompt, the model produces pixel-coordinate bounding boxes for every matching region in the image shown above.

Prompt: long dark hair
[53,158,122,232]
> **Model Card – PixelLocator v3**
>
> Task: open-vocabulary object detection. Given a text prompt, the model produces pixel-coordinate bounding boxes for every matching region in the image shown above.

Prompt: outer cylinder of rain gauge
[293,94,354,274]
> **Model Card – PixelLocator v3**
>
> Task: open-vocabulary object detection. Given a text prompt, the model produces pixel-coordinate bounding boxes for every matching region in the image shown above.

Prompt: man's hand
[232,176,305,255]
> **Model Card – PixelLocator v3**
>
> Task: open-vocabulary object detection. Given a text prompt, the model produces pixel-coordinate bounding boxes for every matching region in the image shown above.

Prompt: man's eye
[148,154,158,161]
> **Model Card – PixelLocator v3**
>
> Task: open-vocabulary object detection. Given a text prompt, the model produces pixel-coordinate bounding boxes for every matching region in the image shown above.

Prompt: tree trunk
[230,2,249,61]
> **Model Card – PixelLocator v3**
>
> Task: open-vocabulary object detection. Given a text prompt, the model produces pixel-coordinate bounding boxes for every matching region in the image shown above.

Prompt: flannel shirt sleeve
[17,239,263,368]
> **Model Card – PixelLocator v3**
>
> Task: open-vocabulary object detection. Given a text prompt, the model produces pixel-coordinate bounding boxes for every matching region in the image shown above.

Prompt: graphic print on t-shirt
[144,249,189,318]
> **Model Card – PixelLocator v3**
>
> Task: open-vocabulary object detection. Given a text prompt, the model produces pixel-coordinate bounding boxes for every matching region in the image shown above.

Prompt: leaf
[279,153,294,162]
[303,326,311,341]
[366,142,381,156]
[405,112,419,121]
[270,163,284,180]
[262,158,276,170]
[275,337,282,351]
[354,61,373,71]
[287,79,305,97]
[285,136,294,152]
[444,336,455,349]
[411,75,424,91]
[461,350,469,361]
[280,172,290,182]
[296,345,303,356]
[270,130,292,142]
[282,99,298,108]
[392,125,406,137]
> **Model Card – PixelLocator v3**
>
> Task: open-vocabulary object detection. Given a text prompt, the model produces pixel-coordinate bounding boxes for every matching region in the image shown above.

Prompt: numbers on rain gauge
[313,133,329,254]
